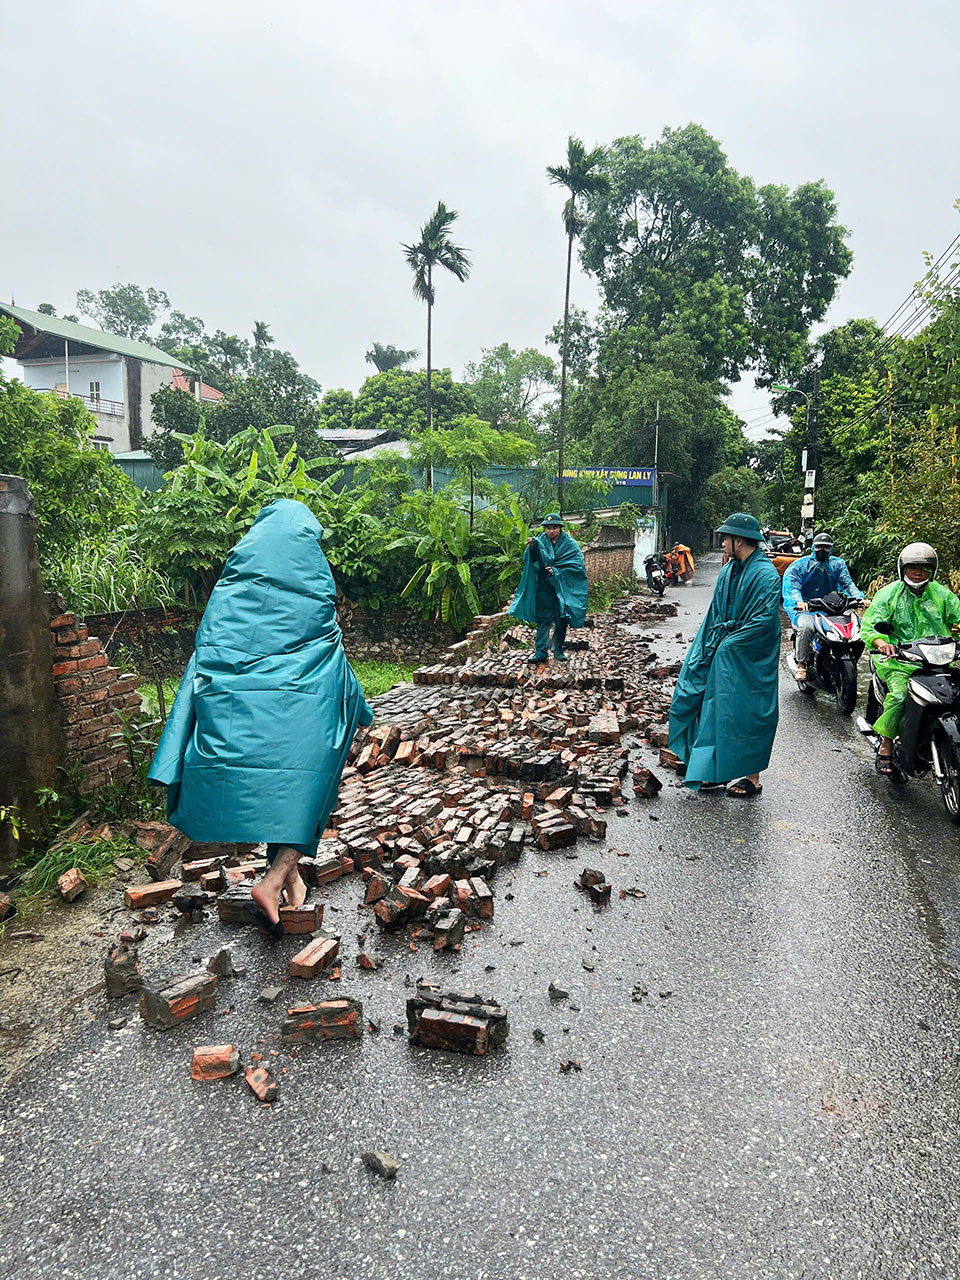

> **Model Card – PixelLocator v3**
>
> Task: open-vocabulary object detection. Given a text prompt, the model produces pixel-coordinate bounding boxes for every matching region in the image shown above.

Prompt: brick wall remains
[49,604,143,794]
[582,525,636,586]
[336,599,458,664]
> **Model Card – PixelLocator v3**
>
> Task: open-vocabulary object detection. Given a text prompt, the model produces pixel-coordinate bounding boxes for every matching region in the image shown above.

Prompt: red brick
[288,934,339,979]
[124,879,182,908]
[140,972,217,1029]
[52,660,78,677]
[192,1044,241,1080]
[49,613,75,630]
[55,676,82,694]
[245,1066,279,1102]
[57,867,87,901]
[279,903,324,934]
[77,639,101,657]
[417,1008,489,1055]
[280,999,363,1044]
[77,654,109,672]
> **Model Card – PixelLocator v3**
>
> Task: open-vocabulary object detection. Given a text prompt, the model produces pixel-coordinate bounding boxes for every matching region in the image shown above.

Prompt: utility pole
[801,366,820,535]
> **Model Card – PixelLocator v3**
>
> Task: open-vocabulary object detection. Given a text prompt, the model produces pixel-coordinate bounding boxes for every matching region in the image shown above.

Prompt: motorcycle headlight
[917,641,957,666]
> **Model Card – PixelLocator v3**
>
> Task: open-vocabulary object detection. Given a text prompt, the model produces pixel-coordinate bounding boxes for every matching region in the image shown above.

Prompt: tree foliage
[0,317,135,581]
[365,342,419,373]
[579,124,852,385]
[463,343,555,434]
[75,284,170,341]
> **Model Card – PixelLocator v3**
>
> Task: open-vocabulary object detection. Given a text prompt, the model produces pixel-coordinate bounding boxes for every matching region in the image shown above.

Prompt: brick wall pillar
[0,476,64,870]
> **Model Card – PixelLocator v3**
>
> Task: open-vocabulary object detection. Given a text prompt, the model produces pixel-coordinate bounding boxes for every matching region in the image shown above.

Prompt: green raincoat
[669,547,782,788]
[148,499,372,845]
[508,531,588,628]
[861,578,960,738]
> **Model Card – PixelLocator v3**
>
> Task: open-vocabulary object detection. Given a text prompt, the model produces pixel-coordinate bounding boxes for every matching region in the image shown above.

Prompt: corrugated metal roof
[1,303,198,373]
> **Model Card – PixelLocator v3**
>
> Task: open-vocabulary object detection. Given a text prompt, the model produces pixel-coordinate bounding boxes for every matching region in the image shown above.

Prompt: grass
[588,573,643,613]
[351,660,413,698]
[137,660,411,710]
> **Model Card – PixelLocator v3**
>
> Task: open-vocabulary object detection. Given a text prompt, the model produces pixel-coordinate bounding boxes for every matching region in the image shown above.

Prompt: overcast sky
[2,0,958,437]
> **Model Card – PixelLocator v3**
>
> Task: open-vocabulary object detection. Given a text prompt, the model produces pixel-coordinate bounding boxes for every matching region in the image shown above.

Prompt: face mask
[905,573,929,594]
[815,548,830,562]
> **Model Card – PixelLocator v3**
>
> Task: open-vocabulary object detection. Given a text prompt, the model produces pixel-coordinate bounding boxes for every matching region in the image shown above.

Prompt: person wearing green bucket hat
[668,512,781,798]
[508,513,588,663]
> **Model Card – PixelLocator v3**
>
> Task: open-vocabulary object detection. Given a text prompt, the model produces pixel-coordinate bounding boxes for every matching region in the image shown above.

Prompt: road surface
[1,554,958,1279]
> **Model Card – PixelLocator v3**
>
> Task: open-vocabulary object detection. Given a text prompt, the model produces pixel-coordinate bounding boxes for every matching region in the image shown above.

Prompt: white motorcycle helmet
[897,541,938,594]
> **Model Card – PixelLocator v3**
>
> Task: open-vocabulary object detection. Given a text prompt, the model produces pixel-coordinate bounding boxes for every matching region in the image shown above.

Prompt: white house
[1,303,221,453]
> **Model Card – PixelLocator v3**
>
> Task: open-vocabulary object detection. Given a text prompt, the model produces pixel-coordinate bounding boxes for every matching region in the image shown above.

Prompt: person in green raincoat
[508,513,588,663]
[668,513,782,798]
[861,541,960,774]
[148,499,372,936]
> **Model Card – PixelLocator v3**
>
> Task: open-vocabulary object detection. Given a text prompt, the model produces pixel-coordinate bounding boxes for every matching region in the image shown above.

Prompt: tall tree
[402,202,471,440]
[365,341,419,373]
[75,283,170,340]
[463,342,555,435]
[578,125,852,385]
[546,137,608,512]
[252,320,273,350]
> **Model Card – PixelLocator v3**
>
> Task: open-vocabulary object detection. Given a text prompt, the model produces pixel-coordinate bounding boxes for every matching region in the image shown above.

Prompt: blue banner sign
[557,466,655,486]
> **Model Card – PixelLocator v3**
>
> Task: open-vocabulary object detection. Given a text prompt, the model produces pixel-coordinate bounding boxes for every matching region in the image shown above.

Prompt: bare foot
[284,865,307,909]
[251,847,300,924]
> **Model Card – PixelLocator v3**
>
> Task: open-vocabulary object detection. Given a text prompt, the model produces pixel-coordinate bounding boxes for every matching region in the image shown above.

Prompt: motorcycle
[661,553,680,587]
[785,592,865,715]
[856,621,960,823]
[644,554,666,597]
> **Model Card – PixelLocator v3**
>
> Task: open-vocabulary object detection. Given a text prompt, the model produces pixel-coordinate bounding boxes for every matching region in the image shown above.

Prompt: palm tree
[252,320,273,350]
[365,341,419,374]
[402,202,471,435]
[547,137,607,513]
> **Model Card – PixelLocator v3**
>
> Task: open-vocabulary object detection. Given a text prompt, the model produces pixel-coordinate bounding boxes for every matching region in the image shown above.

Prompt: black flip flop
[727,777,762,798]
[876,754,894,776]
[239,903,284,940]
[698,781,730,792]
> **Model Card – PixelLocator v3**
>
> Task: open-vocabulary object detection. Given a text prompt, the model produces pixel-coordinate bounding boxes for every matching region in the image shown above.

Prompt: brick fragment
[362,1149,399,1179]
[245,1065,279,1102]
[124,879,182,909]
[288,934,340,979]
[192,1044,241,1080]
[104,943,142,998]
[58,868,88,901]
[140,972,218,1029]
[279,903,324,934]
[280,998,363,1044]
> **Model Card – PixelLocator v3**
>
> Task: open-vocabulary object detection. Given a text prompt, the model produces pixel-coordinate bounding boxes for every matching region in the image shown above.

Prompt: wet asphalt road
[2,555,960,1280]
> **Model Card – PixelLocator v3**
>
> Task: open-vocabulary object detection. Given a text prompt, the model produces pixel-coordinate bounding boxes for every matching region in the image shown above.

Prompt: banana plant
[389,492,481,630]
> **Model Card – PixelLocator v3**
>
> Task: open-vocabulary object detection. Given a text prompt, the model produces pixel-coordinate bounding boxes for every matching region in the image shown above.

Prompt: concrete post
[0,475,64,871]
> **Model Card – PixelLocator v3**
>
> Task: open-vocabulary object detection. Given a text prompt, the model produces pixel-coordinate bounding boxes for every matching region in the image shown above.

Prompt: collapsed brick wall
[49,605,143,793]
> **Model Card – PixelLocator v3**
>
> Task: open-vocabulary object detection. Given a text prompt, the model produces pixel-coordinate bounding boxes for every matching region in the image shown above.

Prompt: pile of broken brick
[83,594,682,1106]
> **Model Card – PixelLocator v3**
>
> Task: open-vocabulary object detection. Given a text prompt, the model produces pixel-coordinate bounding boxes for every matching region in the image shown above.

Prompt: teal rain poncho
[668,547,782,788]
[148,499,372,845]
[508,530,588,627]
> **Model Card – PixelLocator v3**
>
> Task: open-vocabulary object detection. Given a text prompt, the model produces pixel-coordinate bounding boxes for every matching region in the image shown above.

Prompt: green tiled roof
[1,303,197,373]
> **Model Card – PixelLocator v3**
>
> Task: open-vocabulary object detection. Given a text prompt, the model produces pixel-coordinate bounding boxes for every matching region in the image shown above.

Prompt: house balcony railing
[36,388,124,417]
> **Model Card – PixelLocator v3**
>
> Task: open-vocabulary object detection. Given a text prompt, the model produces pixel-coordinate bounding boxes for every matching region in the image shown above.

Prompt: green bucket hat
[542,513,563,527]
[715,512,763,539]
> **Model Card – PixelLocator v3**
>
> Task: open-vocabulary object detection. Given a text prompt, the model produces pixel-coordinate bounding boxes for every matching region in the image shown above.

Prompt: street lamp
[772,382,814,532]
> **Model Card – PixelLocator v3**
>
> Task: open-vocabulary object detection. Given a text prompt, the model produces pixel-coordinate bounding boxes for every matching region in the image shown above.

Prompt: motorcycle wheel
[834,658,858,717]
[935,730,960,824]
[654,581,664,597]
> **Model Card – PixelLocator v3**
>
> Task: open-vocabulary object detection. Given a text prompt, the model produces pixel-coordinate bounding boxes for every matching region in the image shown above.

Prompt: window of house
[89,381,101,401]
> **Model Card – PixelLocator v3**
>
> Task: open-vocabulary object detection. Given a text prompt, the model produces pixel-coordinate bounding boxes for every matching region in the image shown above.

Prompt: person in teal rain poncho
[861,541,960,774]
[508,513,588,663]
[148,500,372,936]
[668,513,782,798]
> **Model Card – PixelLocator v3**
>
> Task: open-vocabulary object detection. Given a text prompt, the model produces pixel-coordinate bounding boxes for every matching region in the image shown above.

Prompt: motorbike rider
[672,542,695,584]
[782,532,864,682]
[861,541,960,774]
